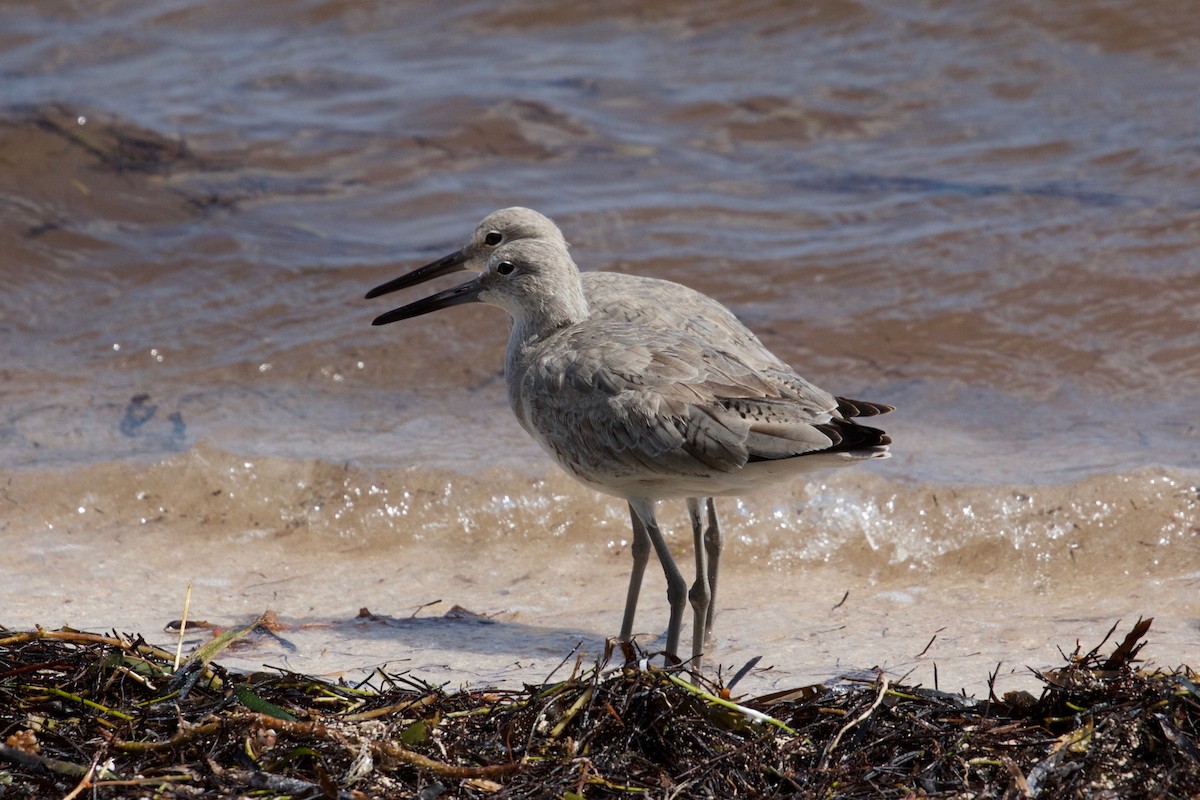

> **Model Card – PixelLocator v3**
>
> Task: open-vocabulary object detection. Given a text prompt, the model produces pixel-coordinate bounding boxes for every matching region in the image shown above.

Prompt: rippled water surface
[2,0,1198,692]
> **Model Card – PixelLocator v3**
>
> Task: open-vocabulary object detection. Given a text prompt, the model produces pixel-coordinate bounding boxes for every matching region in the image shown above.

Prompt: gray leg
[619,502,651,642]
[686,498,711,669]
[629,497,686,661]
[703,498,723,639]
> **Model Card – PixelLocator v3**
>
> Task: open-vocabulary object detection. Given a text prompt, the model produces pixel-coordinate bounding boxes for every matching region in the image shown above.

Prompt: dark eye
[484,231,503,246]
[496,261,516,275]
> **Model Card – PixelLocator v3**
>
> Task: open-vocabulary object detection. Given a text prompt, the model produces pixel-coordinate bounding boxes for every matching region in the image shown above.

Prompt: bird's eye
[484,232,503,246]
[496,261,516,275]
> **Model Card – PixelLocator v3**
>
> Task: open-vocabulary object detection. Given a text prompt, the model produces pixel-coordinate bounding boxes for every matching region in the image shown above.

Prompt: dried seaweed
[1,618,1196,798]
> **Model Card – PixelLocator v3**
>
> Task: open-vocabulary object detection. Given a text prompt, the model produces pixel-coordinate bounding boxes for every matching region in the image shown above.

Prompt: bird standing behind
[369,236,891,669]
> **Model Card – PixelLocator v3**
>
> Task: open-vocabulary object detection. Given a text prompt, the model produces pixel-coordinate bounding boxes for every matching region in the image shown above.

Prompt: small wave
[11,444,1196,583]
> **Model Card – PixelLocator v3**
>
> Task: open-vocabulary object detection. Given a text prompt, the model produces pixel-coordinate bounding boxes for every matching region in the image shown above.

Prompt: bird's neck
[503,285,589,426]
[513,282,590,344]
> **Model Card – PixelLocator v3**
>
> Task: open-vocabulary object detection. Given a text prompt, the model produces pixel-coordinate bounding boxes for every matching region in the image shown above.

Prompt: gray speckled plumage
[367,211,892,669]
[487,242,891,497]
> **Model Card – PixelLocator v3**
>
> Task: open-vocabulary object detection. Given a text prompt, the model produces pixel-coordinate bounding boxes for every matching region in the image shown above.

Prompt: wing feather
[511,322,888,489]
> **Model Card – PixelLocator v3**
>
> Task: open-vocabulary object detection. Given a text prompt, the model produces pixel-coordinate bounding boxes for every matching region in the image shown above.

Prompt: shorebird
[365,208,891,654]
[368,237,892,668]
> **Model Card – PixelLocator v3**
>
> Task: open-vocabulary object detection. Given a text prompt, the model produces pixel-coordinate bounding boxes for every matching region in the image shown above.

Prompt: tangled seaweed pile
[1,617,1197,798]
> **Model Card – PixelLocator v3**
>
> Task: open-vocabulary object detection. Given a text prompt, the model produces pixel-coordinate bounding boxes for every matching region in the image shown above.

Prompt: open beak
[364,249,470,300]
[371,275,483,326]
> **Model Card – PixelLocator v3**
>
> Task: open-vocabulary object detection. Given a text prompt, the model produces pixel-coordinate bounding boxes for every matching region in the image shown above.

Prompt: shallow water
[2,0,1198,694]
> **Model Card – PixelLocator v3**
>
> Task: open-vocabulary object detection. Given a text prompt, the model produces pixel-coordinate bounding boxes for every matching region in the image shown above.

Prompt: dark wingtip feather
[835,396,895,419]
[813,419,891,453]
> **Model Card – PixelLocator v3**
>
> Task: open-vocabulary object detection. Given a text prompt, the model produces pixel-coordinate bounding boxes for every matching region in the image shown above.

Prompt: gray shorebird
[368,236,891,668]
[366,208,891,657]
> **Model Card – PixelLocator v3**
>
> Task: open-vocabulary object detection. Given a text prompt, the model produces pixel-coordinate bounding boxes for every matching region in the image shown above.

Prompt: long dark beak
[371,275,482,326]
[364,249,470,300]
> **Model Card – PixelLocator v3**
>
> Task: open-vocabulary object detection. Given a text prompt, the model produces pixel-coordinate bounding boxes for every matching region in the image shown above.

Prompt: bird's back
[581,272,786,370]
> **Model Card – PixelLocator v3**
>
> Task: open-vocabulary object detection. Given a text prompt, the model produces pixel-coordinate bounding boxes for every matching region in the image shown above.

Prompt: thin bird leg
[703,497,723,640]
[686,498,711,670]
[629,497,687,662]
[619,502,652,642]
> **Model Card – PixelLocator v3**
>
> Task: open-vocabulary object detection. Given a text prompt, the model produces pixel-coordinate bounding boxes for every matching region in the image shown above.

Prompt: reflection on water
[1,0,1198,689]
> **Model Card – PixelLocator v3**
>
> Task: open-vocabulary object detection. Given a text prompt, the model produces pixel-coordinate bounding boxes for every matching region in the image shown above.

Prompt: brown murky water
[2,0,1198,694]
